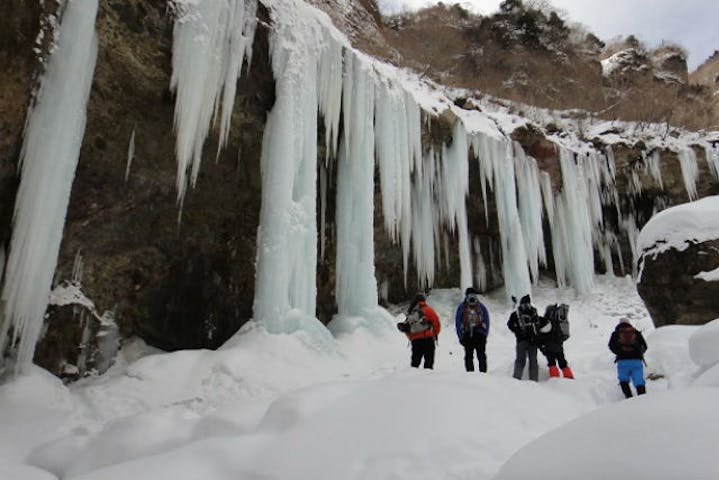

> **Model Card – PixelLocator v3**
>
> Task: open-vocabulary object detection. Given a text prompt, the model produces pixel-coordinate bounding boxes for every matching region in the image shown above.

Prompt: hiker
[608,318,648,398]
[455,287,490,373]
[507,294,541,381]
[397,294,441,369]
[536,303,574,379]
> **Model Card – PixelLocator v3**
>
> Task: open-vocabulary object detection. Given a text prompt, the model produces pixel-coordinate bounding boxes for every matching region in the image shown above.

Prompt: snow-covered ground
[0,274,715,479]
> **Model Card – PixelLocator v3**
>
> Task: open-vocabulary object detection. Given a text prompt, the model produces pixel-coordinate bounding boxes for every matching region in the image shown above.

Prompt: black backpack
[544,303,570,341]
[516,304,538,337]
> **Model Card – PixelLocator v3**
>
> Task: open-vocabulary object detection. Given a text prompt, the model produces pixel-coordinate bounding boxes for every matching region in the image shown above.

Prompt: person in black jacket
[536,305,574,379]
[507,295,540,381]
[608,318,648,398]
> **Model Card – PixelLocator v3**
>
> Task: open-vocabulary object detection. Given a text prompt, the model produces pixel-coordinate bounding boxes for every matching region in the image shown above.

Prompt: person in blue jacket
[455,287,490,372]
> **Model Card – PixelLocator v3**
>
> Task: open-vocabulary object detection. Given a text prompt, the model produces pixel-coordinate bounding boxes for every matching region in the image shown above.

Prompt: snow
[636,195,719,260]
[0,0,99,374]
[2,0,719,476]
[688,318,719,370]
[1,275,718,479]
[495,388,719,480]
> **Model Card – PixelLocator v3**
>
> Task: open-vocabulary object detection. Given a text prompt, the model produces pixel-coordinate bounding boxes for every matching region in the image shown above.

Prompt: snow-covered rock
[636,196,719,327]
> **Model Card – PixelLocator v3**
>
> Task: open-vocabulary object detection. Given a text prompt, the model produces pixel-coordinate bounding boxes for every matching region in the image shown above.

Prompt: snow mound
[494,388,719,480]
[688,318,719,370]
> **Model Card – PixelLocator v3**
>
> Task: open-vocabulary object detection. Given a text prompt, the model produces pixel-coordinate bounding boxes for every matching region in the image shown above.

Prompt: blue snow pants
[617,359,645,387]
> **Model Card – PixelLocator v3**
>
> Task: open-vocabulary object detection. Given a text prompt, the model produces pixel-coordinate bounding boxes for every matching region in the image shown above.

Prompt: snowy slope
[0,275,715,479]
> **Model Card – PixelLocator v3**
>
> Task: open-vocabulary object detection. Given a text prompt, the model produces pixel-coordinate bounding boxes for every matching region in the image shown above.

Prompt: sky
[376,0,719,71]
[1,275,718,479]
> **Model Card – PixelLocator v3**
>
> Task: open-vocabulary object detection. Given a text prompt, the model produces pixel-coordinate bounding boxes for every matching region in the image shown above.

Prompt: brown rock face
[637,240,719,327]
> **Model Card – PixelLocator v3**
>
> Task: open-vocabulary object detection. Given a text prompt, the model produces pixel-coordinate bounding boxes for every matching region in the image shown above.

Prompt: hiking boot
[619,381,633,398]
[548,365,560,377]
[636,385,646,395]
[561,366,574,379]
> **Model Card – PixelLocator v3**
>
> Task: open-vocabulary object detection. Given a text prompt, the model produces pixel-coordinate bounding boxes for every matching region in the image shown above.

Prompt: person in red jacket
[398,294,441,369]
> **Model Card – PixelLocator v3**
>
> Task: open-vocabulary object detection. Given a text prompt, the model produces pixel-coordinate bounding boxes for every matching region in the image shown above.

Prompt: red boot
[549,365,560,377]
[562,366,574,379]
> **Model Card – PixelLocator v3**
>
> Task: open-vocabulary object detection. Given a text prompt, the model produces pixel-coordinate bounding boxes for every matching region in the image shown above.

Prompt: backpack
[405,306,431,334]
[462,301,484,335]
[516,304,538,337]
[617,324,638,352]
[544,303,570,341]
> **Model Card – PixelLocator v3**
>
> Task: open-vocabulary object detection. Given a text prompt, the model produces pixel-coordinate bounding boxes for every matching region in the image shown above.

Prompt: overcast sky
[377,0,719,71]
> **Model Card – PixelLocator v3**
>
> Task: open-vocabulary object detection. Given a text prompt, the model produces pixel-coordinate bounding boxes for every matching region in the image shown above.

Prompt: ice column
[170,0,257,205]
[252,13,339,342]
[513,143,546,282]
[334,52,379,317]
[0,0,99,372]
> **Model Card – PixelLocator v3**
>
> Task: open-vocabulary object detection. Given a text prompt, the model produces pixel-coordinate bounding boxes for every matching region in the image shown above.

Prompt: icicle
[474,134,531,300]
[317,29,343,160]
[440,122,472,289]
[647,149,664,189]
[677,147,699,201]
[622,215,640,277]
[552,148,595,293]
[410,151,437,290]
[602,146,622,220]
[170,0,258,206]
[0,0,99,373]
[513,143,546,282]
[703,143,719,181]
[473,237,487,292]
[125,126,135,182]
[72,249,84,284]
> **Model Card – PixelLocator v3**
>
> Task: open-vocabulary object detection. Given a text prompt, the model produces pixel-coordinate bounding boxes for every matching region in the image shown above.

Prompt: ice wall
[0,0,99,372]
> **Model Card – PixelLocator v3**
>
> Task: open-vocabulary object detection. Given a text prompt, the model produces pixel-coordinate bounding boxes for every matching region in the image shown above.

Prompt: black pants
[462,334,487,372]
[411,337,435,369]
[541,345,568,369]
